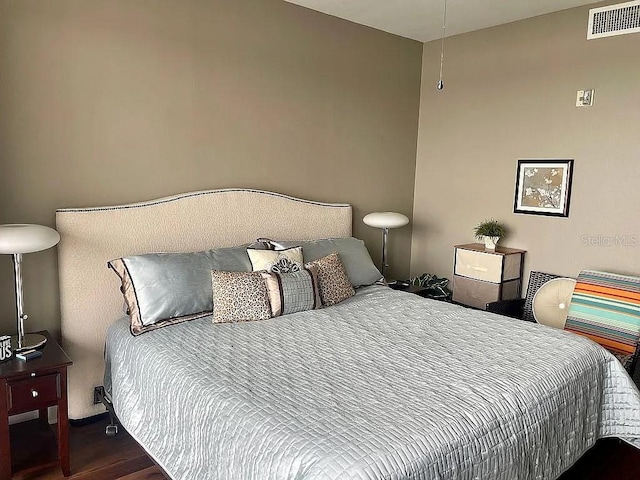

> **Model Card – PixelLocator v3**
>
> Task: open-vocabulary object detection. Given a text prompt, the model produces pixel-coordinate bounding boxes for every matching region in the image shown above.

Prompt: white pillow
[247,246,303,273]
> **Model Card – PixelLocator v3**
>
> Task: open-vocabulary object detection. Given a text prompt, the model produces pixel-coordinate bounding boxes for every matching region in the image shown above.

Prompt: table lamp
[363,212,409,282]
[0,224,60,351]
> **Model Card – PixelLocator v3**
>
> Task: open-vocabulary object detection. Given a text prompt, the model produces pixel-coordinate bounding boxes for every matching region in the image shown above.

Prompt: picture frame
[513,159,574,217]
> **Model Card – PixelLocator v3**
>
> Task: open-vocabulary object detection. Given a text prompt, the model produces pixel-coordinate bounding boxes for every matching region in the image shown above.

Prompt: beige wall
[0,0,422,339]
[411,4,640,290]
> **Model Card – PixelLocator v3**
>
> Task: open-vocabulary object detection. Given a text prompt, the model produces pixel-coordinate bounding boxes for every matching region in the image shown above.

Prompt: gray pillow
[108,246,251,335]
[278,237,382,287]
[262,266,321,316]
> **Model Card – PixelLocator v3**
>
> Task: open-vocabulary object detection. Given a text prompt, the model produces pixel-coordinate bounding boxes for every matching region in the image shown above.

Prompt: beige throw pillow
[305,253,355,306]
[247,246,303,273]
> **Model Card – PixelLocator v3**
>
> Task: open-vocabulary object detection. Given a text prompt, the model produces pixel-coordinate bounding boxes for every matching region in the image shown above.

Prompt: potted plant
[474,219,507,250]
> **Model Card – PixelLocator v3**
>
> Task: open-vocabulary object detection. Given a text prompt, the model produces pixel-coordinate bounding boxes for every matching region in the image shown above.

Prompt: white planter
[484,236,500,250]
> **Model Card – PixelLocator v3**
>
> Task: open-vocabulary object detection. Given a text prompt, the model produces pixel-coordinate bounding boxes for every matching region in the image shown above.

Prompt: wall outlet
[576,89,594,107]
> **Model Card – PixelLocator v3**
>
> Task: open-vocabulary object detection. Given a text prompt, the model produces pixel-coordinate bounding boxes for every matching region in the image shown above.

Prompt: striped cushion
[262,267,321,317]
[565,270,640,356]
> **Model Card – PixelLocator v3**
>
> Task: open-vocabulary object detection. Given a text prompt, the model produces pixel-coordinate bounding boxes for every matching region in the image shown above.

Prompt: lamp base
[11,333,47,352]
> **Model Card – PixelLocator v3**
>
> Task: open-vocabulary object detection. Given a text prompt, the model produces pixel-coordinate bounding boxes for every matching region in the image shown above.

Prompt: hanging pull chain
[437,0,448,90]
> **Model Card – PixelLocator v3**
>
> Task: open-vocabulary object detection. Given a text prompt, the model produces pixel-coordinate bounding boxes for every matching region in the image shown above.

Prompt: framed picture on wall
[513,159,574,217]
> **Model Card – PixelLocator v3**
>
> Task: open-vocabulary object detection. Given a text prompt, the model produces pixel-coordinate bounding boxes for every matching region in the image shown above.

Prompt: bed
[56,189,640,480]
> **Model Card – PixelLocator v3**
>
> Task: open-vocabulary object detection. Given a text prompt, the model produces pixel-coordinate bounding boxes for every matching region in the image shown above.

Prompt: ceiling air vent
[588,0,640,39]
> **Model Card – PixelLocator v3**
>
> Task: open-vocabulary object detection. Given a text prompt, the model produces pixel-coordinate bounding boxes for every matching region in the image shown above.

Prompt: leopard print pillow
[305,252,355,306]
[211,271,272,323]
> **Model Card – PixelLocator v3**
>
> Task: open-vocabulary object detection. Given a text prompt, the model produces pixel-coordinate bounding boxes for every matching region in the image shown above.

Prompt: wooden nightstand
[0,331,72,479]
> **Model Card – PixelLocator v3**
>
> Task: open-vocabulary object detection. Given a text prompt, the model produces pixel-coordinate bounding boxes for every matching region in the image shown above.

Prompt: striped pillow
[262,267,321,317]
[564,270,640,355]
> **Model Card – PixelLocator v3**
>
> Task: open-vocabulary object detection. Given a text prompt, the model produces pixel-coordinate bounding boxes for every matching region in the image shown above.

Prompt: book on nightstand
[16,349,43,361]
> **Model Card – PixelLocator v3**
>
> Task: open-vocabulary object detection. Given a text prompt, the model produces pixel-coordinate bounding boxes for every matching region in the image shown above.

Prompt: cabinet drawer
[455,248,504,283]
[453,275,500,309]
[455,248,522,283]
[8,373,60,414]
[453,275,522,310]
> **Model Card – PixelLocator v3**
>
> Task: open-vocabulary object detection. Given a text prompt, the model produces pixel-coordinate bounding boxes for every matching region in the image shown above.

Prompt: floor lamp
[0,224,60,351]
[363,212,409,283]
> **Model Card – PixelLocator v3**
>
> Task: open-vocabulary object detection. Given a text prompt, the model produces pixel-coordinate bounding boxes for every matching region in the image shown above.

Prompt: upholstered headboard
[56,189,352,419]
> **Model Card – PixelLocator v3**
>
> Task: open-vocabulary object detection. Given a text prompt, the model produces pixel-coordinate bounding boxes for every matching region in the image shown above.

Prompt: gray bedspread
[104,286,640,480]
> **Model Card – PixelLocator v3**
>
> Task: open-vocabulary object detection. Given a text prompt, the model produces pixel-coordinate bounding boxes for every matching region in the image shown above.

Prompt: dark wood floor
[9,417,640,479]
[11,418,162,479]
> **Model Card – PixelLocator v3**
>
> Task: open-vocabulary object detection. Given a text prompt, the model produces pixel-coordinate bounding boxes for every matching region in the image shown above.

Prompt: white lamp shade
[0,224,61,254]
[363,212,409,229]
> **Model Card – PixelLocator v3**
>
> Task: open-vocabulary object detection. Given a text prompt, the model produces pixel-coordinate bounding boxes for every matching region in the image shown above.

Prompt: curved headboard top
[56,188,352,419]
